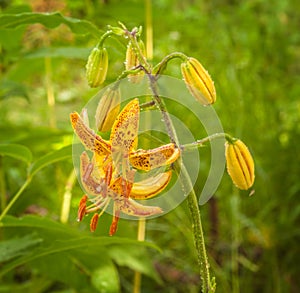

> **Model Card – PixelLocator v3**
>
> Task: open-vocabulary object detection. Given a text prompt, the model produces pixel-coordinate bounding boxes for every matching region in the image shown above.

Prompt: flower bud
[181,57,216,105]
[95,87,121,132]
[225,139,255,190]
[86,47,108,87]
[125,40,145,83]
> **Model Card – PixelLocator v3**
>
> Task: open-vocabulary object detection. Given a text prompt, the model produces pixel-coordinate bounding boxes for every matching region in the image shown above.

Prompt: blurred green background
[0,0,299,292]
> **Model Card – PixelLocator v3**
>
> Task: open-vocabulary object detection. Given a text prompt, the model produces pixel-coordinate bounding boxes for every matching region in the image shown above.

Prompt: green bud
[86,47,108,88]
[181,57,216,105]
[125,40,145,83]
[95,87,121,132]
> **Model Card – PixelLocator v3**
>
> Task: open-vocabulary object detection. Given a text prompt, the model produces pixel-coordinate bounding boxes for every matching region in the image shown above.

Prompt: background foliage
[0,0,299,292]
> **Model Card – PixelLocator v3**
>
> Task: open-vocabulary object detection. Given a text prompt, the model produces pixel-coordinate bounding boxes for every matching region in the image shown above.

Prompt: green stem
[125,31,150,72]
[152,52,187,76]
[231,192,240,293]
[0,177,32,222]
[182,132,233,151]
[145,0,153,60]
[97,30,114,48]
[60,169,77,224]
[133,218,146,293]
[0,156,7,212]
[147,73,215,292]
[45,57,56,128]
[133,4,153,291]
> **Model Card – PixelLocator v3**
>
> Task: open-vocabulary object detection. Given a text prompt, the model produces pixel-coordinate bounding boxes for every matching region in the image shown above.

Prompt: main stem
[133,218,146,293]
[126,25,215,292]
[147,74,215,292]
[133,3,153,292]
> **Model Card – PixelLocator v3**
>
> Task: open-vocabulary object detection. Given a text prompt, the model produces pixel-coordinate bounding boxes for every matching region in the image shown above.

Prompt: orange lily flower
[70,99,180,235]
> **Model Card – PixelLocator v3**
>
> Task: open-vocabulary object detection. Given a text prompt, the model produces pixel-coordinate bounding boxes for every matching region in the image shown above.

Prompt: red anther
[79,194,88,205]
[109,211,120,236]
[90,213,99,232]
[105,163,113,185]
[77,195,88,221]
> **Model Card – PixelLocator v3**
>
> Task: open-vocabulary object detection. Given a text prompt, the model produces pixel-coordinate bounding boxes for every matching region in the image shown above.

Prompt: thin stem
[181,132,232,151]
[0,177,32,222]
[125,31,150,72]
[145,0,153,60]
[97,30,114,48]
[147,73,216,292]
[139,99,156,111]
[133,218,146,293]
[60,169,77,224]
[231,192,240,293]
[45,57,56,128]
[0,156,7,212]
[153,52,187,76]
[133,4,152,292]
[147,74,179,145]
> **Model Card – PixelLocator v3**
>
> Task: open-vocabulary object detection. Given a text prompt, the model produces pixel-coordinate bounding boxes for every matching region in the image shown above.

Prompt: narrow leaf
[0,80,29,101]
[109,246,162,283]
[24,47,90,60]
[91,261,120,293]
[0,12,101,38]
[0,144,32,164]
[28,145,72,177]
[0,215,161,277]
[0,234,43,262]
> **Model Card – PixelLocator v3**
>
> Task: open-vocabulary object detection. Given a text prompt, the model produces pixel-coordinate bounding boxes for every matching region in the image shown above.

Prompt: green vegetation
[0,0,299,292]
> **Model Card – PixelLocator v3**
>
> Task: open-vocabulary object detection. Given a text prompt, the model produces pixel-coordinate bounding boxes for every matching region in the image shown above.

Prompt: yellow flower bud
[95,87,121,132]
[225,139,255,190]
[86,47,108,88]
[125,40,145,83]
[181,57,216,105]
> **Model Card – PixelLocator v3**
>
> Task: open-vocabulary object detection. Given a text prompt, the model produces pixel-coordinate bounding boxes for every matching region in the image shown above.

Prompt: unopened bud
[125,40,145,83]
[86,47,108,88]
[95,87,121,132]
[181,57,216,105]
[225,139,255,190]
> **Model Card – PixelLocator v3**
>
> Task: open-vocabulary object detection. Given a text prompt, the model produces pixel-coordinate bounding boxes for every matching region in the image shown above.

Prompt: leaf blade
[0,12,101,38]
[0,143,32,164]
[28,145,72,177]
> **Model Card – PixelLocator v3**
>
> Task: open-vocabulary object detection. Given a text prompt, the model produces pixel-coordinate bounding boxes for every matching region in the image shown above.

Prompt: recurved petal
[70,112,111,156]
[110,98,139,152]
[116,198,163,217]
[80,152,104,196]
[131,171,172,199]
[129,143,180,171]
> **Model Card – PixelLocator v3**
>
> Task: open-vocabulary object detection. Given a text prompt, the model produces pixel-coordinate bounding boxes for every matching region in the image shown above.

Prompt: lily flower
[70,99,180,235]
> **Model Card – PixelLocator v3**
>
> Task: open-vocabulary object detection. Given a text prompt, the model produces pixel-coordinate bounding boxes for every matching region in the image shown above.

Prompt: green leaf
[28,145,72,177]
[0,80,29,101]
[0,233,42,262]
[91,260,120,293]
[24,47,90,60]
[0,215,161,277]
[109,246,162,284]
[0,143,32,164]
[0,12,101,38]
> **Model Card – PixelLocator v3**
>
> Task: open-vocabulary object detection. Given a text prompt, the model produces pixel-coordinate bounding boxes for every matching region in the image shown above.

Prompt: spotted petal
[70,112,111,156]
